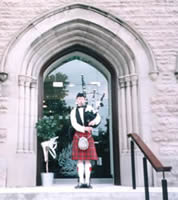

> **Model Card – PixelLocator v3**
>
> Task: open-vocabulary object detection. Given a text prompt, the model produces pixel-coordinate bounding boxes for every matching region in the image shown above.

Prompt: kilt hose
[72,131,98,160]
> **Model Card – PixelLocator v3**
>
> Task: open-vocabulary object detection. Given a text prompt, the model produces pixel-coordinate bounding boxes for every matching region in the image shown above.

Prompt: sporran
[78,136,89,151]
[78,137,89,151]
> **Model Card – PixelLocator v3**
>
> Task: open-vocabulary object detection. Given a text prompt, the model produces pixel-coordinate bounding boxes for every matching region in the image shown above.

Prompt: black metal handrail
[128,133,172,200]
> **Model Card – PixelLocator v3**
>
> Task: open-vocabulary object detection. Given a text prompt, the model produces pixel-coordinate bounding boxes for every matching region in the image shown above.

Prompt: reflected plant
[58,143,77,177]
[35,115,60,173]
[35,115,60,141]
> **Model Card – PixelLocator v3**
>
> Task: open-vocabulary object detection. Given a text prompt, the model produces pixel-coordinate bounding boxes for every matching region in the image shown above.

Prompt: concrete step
[0,184,177,200]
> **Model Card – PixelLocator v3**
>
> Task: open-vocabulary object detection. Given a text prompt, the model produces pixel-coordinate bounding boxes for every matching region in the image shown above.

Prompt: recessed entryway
[39,53,119,184]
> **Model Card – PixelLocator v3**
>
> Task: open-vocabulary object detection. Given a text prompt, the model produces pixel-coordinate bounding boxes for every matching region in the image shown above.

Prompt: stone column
[17,75,37,153]
[17,75,26,153]
[29,79,37,152]
[24,77,31,152]
[119,77,128,150]
[131,74,139,133]
[125,76,133,134]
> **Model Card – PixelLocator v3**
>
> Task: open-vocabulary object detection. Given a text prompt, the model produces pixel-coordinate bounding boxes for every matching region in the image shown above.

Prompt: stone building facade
[0,0,178,187]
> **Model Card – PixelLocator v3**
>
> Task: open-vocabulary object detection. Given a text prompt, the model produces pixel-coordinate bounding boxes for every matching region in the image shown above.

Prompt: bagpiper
[70,92,101,188]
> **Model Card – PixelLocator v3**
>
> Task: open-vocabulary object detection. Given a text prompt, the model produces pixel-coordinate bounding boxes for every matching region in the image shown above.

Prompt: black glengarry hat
[76,92,85,98]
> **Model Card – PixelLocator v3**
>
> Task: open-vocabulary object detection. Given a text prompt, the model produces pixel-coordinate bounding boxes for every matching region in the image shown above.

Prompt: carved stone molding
[130,74,138,86]
[0,97,8,114]
[18,75,36,87]
[125,76,131,87]
[30,79,37,88]
[0,128,7,143]
[119,74,138,88]
[149,71,159,81]
[18,75,27,86]
[119,77,126,88]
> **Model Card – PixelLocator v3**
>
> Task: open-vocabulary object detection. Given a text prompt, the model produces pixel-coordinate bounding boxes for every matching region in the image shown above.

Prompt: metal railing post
[162,172,168,200]
[131,140,136,189]
[143,157,150,200]
[128,134,172,200]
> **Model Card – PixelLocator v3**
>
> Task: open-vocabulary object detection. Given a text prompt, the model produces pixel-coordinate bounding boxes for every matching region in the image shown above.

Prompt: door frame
[37,44,120,185]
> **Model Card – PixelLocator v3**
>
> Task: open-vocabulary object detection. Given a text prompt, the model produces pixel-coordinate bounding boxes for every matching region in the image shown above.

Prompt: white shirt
[70,105,101,133]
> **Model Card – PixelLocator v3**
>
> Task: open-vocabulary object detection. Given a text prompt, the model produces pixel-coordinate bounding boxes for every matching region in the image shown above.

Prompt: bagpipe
[85,93,105,128]
[68,92,105,141]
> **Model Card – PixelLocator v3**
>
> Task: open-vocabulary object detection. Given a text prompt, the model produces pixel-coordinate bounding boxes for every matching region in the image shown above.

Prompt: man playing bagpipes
[70,92,101,188]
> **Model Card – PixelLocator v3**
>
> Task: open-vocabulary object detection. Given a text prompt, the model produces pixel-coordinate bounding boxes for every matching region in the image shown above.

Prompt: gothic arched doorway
[38,49,120,185]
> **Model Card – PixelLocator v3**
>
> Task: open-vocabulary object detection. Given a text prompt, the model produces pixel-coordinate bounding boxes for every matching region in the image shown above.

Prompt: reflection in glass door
[43,60,112,179]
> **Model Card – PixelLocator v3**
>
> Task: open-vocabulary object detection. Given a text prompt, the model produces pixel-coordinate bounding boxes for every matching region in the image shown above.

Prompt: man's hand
[85,127,93,133]
[88,120,95,126]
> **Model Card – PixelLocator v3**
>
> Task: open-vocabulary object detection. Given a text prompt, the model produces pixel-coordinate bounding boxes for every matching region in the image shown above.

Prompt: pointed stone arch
[0,4,157,186]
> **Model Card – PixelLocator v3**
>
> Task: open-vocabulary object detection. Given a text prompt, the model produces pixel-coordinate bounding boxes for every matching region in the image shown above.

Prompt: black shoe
[75,183,85,189]
[80,183,88,188]
[75,184,80,189]
[86,184,92,189]
[81,183,93,189]
[75,183,93,189]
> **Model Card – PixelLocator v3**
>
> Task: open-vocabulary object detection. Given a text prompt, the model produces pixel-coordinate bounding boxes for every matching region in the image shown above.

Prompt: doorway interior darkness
[38,46,120,185]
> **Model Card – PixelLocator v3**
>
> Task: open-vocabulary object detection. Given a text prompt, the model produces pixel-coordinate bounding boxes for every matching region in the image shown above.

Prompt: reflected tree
[43,72,73,175]
[43,72,70,115]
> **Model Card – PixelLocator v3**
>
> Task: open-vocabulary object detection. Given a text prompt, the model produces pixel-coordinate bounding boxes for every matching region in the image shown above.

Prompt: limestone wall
[1,1,178,64]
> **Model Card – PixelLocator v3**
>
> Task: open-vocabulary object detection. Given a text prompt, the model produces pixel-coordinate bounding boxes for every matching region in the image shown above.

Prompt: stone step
[0,184,177,200]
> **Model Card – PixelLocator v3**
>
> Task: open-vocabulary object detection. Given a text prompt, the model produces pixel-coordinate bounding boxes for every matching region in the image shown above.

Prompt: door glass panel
[43,59,112,178]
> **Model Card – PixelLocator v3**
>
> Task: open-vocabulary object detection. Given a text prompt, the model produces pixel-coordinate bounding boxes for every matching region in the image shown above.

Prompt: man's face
[76,96,86,106]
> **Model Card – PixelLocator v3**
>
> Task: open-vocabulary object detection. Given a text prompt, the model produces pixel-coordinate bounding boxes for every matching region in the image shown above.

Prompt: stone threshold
[0,185,177,194]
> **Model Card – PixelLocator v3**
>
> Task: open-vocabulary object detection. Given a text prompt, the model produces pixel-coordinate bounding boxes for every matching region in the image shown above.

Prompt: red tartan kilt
[72,131,98,160]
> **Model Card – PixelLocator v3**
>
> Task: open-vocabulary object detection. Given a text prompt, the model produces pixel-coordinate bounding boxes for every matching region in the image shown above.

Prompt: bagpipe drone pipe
[85,93,105,128]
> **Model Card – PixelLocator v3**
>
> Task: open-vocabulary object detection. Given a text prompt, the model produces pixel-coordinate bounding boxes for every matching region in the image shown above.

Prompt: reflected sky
[50,60,109,133]
[51,60,108,108]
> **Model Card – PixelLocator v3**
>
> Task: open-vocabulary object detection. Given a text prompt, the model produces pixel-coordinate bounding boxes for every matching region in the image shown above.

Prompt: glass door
[43,59,112,179]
